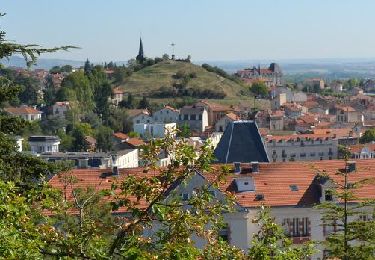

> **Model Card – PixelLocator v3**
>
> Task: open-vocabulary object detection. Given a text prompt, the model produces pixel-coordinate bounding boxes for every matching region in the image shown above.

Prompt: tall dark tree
[84,58,93,76]
[138,95,150,109]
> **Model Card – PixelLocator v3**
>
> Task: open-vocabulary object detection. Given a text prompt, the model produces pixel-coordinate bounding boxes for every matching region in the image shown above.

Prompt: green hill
[119,60,245,99]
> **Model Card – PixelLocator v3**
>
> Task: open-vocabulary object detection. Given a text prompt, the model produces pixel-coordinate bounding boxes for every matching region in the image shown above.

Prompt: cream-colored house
[264,133,338,162]
[5,106,42,121]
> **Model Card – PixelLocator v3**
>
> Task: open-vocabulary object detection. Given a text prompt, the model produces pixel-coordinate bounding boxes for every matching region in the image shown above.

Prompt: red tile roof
[4,106,42,115]
[126,137,145,147]
[265,133,334,142]
[127,109,149,118]
[113,132,129,141]
[348,143,375,154]
[225,112,240,121]
[313,128,360,138]
[49,160,375,212]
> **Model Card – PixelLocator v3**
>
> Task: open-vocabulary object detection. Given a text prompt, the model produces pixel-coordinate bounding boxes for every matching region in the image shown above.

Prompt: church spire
[136,37,144,64]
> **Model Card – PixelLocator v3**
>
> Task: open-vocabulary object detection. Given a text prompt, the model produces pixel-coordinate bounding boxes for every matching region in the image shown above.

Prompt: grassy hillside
[119,60,246,98]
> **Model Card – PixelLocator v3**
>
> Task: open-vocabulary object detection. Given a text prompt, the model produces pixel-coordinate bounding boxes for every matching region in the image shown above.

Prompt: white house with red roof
[4,106,42,121]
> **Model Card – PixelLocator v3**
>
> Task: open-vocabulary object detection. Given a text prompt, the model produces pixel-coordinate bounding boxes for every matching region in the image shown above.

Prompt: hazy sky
[2,0,375,62]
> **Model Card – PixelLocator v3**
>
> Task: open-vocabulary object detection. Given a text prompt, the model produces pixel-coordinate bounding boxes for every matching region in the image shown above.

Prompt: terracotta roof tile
[126,137,145,147]
[113,132,129,140]
[4,106,42,115]
[49,160,375,212]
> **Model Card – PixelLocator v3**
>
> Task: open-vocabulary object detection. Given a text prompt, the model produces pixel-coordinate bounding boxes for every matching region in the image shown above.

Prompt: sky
[2,0,375,62]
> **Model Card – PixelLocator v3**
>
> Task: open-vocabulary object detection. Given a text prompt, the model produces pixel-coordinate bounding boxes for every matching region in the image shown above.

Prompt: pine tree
[84,58,93,76]
[138,95,149,109]
[315,160,375,259]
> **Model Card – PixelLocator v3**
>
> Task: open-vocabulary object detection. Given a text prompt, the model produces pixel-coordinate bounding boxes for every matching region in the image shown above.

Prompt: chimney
[251,161,259,173]
[234,162,241,175]
[346,161,356,173]
[112,166,119,176]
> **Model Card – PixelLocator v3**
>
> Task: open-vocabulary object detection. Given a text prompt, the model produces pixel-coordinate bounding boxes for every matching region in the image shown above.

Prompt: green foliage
[360,128,375,144]
[95,125,113,152]
[60,71,94,113]
[128,131,139,138]
[338,144,351,159]
[107,107,132,133]
[315,164,375,259]
[343,78,360,90]
[248,206,316,260]
[250,81,268,97]
[178,123,191,138]
[202,63,243,84]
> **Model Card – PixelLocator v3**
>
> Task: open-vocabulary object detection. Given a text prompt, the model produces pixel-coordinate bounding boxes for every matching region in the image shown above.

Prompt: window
[199,114,202,120]
[184,114,188,120]
[325,190,333,201]
[282,218,310,237]
[136,120,140,124]
[181,193,190,201]
[310,152,316,157]
[219,223,230,242]
[190,114,196,120]
[300,153,306,158]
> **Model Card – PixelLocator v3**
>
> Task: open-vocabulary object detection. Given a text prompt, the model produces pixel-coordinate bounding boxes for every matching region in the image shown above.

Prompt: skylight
[289,185,299,191]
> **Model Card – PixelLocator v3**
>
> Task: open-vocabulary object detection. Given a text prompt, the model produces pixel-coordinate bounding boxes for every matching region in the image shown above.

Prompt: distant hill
[1,56,84,69]
[119,60,245,99]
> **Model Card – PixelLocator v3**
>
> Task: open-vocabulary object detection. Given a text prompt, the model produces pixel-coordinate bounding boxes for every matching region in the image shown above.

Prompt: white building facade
[29,136,60,154]
[264,134,338,162]
[134,123,177,139]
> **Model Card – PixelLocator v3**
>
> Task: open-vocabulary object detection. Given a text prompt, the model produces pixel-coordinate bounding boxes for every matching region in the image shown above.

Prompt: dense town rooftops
[313,128,361,138]
[264,133,336,143]
[48,159,375,212]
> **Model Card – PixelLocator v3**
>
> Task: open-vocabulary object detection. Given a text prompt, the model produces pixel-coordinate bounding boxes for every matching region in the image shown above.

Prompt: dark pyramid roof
[214,121,269,163]
[136,37,144,63]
